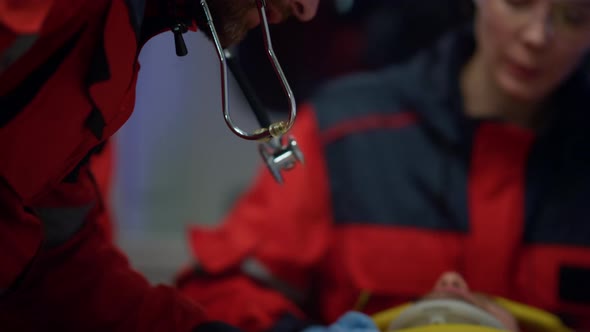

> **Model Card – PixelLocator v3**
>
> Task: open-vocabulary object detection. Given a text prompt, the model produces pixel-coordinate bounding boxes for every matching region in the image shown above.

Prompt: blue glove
[302,311,379,332]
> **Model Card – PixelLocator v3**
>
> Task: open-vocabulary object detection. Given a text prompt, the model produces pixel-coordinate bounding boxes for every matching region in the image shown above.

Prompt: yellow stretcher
[372,297,572,332]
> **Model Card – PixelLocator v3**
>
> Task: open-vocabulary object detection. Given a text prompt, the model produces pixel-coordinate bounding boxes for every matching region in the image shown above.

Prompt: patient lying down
[305,272,571,332]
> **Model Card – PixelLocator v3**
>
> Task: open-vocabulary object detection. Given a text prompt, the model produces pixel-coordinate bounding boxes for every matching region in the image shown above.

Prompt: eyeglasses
[503,0,590,35]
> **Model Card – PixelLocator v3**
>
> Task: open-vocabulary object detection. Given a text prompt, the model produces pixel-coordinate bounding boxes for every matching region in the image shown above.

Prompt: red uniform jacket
[179,27,590,332]
[0,1,217,331]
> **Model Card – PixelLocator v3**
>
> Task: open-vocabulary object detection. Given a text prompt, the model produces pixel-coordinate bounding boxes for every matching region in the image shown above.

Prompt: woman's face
[474,0,590,102]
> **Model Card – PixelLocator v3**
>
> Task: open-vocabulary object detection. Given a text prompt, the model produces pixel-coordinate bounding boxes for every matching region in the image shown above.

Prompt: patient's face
[421,272,519,331]
[387,271,520,331]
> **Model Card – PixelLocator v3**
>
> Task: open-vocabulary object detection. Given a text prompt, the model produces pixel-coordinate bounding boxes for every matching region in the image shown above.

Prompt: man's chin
[195,19,248,48]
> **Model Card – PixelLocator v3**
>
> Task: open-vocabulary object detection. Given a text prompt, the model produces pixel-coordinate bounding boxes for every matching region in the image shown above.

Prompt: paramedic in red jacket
[178,0,590,331]
[0,0,318,331]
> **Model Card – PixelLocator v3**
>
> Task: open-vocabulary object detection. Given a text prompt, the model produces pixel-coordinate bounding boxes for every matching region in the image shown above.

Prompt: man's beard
[195,0,289,48]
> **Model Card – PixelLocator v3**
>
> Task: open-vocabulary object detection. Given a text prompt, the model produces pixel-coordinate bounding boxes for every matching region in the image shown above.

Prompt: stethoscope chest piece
[172,0,305,184]
[259,136,304,184]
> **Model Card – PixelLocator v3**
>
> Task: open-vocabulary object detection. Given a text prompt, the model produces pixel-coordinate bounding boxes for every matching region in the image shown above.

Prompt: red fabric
[0,181,42,291]
[0,165,209,331]
[0,24,16,57]
[182,107,426,329]
[178,274,305,332]
[0,0,55,34]
[183,110,590,330]
[183,105,333,331]
[0,0,88,96]
[321,112,418,145]
[516,245,590,329]
[0,0,112,298]
[0,185,207,331]
[0,1,211,330]
[319,226,465,322]
[0,0,114,202]
[87,0,139,136]
[465,123,535,298]
[189,104,333,282]
[89,140,116,242]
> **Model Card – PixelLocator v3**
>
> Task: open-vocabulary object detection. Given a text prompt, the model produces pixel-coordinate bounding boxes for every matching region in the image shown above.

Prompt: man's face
[475,0,590,102]
[199,0,319,47]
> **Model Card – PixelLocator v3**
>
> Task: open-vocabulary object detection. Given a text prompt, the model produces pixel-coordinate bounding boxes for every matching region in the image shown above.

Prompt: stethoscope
[171,0,304,184]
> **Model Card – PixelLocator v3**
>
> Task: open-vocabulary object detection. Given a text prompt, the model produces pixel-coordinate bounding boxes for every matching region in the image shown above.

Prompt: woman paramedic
[0,0,319,331]
[177,0,590,331]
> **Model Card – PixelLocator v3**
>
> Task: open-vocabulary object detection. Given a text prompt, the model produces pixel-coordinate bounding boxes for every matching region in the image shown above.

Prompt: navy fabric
[193,322,244,332]
[311,26,590,246]
[124,0,147,37]
[311,28,475,233]
[266,313,313,332]
[559,266,590,304]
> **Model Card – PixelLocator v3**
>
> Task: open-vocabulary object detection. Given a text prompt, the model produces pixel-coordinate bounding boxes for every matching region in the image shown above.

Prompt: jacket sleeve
[0,0,55,35]
[88,140,116,243]
[177,105,335,332]
[0,163,218,332]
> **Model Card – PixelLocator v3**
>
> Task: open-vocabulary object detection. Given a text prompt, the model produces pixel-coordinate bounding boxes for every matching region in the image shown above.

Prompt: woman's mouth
[505,60,541,81]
